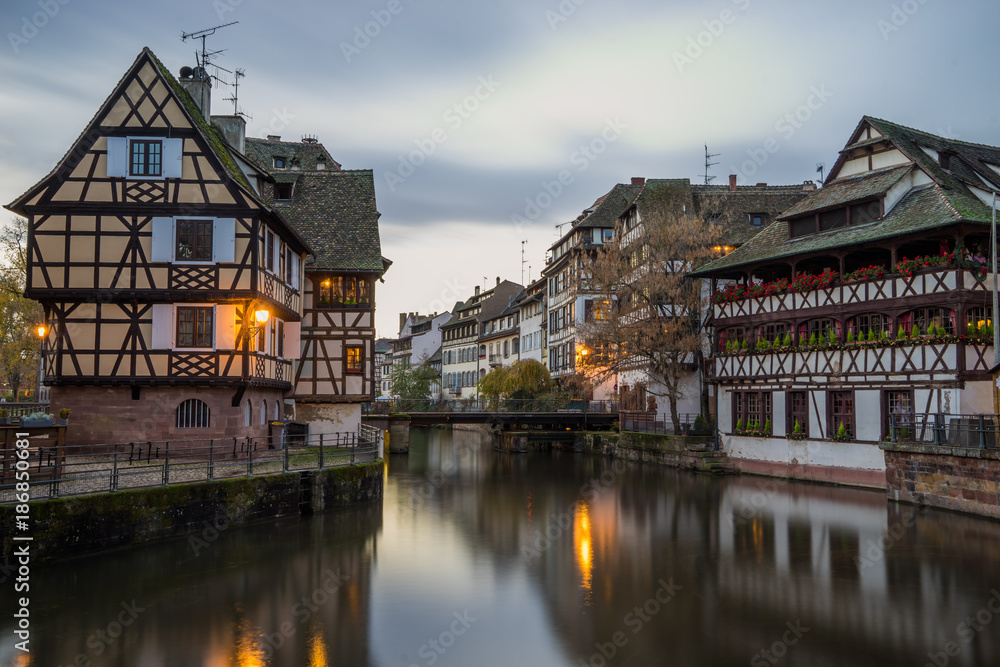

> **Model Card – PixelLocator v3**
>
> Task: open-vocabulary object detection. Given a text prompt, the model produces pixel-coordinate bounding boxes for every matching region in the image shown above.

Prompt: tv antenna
[703,143,720,185]
[222,68,251,119]
[816,162,826,185]
[521,239,528,285]
[181,21,238,69]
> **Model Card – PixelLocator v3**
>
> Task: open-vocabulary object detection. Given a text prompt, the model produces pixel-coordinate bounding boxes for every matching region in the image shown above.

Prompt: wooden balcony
[712,268,995,322]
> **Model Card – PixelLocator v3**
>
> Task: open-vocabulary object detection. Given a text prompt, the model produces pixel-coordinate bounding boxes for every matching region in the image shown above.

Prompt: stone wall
[882,442,1000,520]
[0,462,383,562]
[50,385,284,449]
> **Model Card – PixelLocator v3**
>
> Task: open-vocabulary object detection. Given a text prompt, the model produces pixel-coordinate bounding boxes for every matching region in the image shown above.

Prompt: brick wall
[49,385,286,449]
[883,443,1000,520]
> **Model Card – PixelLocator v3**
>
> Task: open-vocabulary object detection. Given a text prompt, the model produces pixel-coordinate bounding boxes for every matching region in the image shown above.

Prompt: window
[966,307,993,333]
[269,319,276,356]
[266,231,275,271]
[274,183,292,200]
[261,401,267,426]
[850,200,881,225]
[848,313,891,336]
[819,207,847,231]
[176,219,213,261]
[733,390,772,432]
[277,320,284,357]
[899,308,955,335]
[316,276,370,307]
[603,229,614,242]
[829,391,855,439]
[789,199,882,239]
[787,391,808,436]
[244,400,251,427]
[504,341,509,358]
[884,390,914,440]
[798,318,838,342]
[750,213,766,227]
[274,156,287,169]
[177,307,213,348]
[758,322,790,345]
[719,326,748,349]
[346,346,363,373]
[176,399,210,428]
[130,139,162,176]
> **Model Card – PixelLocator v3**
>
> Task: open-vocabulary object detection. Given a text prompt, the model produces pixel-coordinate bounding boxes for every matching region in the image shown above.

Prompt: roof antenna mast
[181,21,238,70]
[703,143,720,185]
[521,239,528,285]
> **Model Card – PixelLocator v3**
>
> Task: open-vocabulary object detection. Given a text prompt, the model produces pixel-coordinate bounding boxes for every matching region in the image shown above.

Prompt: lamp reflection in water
[232,617,267,667]
[574,503,594,603]
[308,626,329,667]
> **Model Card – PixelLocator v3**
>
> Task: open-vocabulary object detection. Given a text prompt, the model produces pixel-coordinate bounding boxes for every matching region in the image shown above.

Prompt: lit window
[346,346,363,373]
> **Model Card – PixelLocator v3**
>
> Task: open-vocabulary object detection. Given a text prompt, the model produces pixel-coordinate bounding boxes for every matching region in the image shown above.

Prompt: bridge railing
[364,399,618,414]
[620,412,713,435]
[889,413,1000,449]
[1,426,381,504]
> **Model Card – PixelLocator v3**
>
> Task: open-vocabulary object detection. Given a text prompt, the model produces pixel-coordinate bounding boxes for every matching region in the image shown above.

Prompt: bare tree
[0,218,43,401]
[580,185,721,433]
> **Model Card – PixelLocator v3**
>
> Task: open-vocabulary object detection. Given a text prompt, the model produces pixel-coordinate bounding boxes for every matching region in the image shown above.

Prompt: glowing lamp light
[36,325,47,338]
[255,309,270,325]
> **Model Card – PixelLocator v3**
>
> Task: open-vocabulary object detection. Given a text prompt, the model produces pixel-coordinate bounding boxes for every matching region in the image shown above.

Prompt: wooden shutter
[213,218,236,263]
[151,217,173,262]
[151,304,173,348]
[161,138,183,178]
[215,304,237,350]
[106,136,128,177]
[283,321,301,359]
[291,254,300,289]
[273,235,281,274]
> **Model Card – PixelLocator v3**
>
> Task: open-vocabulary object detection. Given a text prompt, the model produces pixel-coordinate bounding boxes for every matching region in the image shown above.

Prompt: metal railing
[364,399,619,414]
[1,425,382,504]
[620,412,713,435]
[889,413,999,449]
[0,402,51,419]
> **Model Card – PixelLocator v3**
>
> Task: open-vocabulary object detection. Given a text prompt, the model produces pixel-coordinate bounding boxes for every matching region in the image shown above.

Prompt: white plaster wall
[773,390,787,437]
[959,380,994,414]
[810,392,827,439]
[855,389,881,441]
[725,435,886,471]
[871,148,908,170]
[296,403,361,437]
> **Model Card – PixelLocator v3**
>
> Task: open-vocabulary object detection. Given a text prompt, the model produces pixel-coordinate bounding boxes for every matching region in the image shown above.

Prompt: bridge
[362,399,620,431]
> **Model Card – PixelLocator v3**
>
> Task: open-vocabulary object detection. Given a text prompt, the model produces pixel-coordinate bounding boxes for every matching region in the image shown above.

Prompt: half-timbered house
[243,136,389,435]
[7,48,310,446]
[693,116,1000,487]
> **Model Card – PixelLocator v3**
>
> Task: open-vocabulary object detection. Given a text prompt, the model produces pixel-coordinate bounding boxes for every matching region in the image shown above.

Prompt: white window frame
[151,217,236,264]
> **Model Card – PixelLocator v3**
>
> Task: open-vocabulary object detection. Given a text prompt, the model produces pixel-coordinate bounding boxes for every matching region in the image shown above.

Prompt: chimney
[399,313,407,332]
[496,277,500,286]
[803,180,817,191]
[211,115,246,154]
[631,177,645,186]
[267,135,281,142]
[756,182,767,187]
[178,67,211,119]
[729,174,737,192]
[474,286,480,296]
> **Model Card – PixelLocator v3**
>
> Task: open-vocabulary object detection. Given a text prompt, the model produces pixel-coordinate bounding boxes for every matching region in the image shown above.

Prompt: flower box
[22,419,54,427]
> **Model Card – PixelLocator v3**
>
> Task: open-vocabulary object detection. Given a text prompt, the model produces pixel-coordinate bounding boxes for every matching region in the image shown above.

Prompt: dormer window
[789,198,882,239]
[274,183,292,200]
[274,156,287,169]
[130,139,162,177]
[939,152,951,170]
[749,213,767,227]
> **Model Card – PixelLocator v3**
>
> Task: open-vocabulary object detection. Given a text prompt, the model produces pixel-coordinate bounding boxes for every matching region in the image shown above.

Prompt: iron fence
[620,412,713,435]
[364,399,618,414]
[0,402,51,419]
[1,425,382,504]
[888,413,999,449]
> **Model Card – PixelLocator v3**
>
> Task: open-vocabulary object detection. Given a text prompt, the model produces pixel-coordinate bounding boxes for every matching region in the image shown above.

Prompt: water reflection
[3,427,1000,666]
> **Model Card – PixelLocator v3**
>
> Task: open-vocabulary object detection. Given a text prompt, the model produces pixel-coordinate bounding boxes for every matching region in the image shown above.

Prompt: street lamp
[36,324,47,339]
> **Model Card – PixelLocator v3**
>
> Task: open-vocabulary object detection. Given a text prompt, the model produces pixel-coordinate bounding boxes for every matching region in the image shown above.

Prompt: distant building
[374,338,393,397]
[478,280,524,372]
[516,277,547,365]
[440,287,489,400]
[388,312,450,398]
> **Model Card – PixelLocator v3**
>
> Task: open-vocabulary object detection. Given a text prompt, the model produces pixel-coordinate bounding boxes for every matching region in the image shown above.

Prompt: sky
[1,0,999,339]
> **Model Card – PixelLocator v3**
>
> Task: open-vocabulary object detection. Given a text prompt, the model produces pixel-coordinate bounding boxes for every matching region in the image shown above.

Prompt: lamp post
[36,322,47,404]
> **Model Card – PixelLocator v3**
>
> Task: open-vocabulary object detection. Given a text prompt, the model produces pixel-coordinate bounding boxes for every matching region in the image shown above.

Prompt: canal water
[3,427,1000,666]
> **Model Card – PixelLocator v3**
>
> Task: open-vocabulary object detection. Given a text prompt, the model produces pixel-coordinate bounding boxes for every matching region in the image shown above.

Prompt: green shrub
[783,332,792,346]
[808,332,817,346]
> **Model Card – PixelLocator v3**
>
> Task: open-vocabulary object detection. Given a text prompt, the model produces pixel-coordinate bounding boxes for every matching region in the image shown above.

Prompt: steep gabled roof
[548,183,643,252]
[692,117,1000,277]
[246,136,384,273]
[477,281,523,323]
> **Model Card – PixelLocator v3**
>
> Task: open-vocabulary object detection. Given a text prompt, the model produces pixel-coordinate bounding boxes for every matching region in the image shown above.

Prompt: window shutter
[161,138,183,178]
[283,322,302,359]
[151,304,173,348]
[273,236,281,274]
[292,254,300,289]
[213,218,236,263]
[215,304,237,350]
[106,136,127,177]
[151,217,173,262]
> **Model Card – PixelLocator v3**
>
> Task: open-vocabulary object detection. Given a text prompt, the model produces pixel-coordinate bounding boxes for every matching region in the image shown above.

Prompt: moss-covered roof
[245,136,384,273]
[692,117,1000,277]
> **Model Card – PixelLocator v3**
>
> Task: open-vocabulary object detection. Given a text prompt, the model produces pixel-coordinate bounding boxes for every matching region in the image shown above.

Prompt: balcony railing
[888,413,999,449]
[713,267,993,321]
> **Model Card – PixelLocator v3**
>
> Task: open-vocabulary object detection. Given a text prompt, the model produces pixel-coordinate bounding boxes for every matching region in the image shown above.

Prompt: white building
[516,277,546,365]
